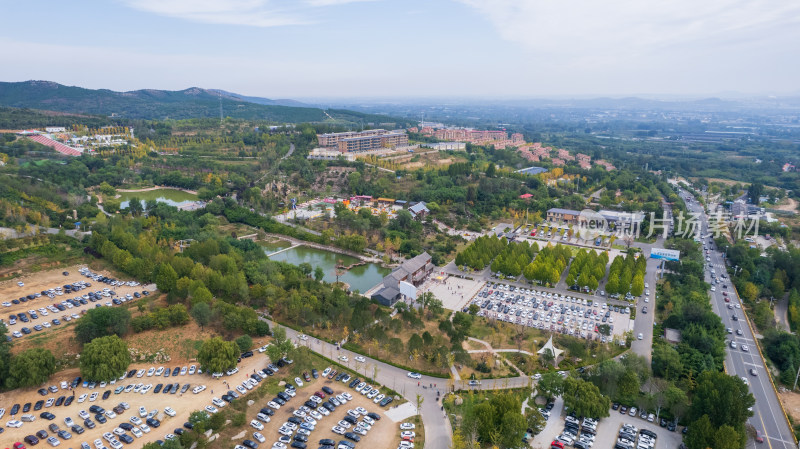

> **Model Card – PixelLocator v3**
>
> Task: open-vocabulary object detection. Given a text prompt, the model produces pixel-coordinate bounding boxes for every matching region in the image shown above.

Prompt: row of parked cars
[612,403,677,432]
[615,423,658,449]
[552,414,598,449]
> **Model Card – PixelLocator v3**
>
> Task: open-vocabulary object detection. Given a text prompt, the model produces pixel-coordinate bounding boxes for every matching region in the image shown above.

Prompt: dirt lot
[0,351,280,447]
[0,347,406,449]
[0,264,154,344]
[779,390,800,423]
[245,374,398,449]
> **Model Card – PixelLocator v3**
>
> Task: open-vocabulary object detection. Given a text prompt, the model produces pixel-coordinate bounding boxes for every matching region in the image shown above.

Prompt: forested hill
[0,81,407,125]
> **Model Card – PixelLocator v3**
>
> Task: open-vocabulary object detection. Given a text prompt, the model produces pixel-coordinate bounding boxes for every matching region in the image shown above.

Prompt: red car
[314,391,326,399]
[551,441,565,449]
[724,297,730,302]
[755,430,764,443]
[14,443,28,449]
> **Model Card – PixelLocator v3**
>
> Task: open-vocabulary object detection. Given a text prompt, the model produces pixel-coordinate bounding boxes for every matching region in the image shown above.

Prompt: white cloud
[456,0,800,67]
[122,0,375,27]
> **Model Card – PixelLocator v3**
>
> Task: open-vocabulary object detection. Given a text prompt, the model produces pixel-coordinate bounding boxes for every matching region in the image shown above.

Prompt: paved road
[680,189,796,449]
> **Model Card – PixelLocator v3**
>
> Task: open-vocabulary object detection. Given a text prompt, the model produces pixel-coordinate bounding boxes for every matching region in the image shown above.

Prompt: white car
[253,432,266,443]
[105,410,117,419]
[89,392,99,402]
[146,367,155,377]
[401,431,416,439]
[193,385,207,394]
[322,367,332,377]
[155,366,164,376]
[130,416,142,426]
[64,417,75,427]
[236,385,248,395]
[338,420,352,429]
[139,406,147,417]
[180,366,187,375]
[407,372,422,379]
[205,405,219,414]
[77,394,88,403]
[268,401,280,410]
[294,377,304,387]
[139,424,151,433]
[401,422,416,430]
[355,407,367,415]
[6,419,23,428]
[164,407,176,417]
[136,369,145,378]
[299,334,309,341]
[188,365,196,375]
[251,419,264,430]
[332,426,347,435]
[339,356,349,362]
[131,427,143,438]
[211,397,226,408]
[78,410,90,420]
[373,393,385,403]
[355,356,366,363]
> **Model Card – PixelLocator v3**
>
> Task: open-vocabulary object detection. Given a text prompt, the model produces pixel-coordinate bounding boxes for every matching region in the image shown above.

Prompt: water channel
[118,189,198,209]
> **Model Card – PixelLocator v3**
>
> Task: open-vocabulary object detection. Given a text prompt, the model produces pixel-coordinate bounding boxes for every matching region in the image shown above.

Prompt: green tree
[314,266,325,282]
[156,262,178,293]
[197,337,238,374]
[191,302,212,330]
[526,409,546,435]
[6,348,56,388]
[499,411,527,448]
[536,372,564,400]
[713,425,742,449]
[652,344,683,380]
[266,326,295,362]
[685,414,714,449]
[188,410,210,434]
[562,376,611,419]
[74,307,131,344]
[80,335,131,381]
[742,282,760,301]
[235,335,253,353]
[689,371,754,429]
[191,286,213,304]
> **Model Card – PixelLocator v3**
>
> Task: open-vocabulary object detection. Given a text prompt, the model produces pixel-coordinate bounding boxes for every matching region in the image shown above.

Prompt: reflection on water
[266,245,390,293]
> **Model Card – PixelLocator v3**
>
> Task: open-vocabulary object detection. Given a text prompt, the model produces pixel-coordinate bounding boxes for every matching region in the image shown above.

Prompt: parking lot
[0,346,405,449]
[0,265,153,339]
[470,282,633,341]
[531,398,683,449]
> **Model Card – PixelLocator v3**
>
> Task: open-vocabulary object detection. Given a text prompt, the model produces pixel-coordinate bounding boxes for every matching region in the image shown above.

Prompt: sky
[1,0,799,99]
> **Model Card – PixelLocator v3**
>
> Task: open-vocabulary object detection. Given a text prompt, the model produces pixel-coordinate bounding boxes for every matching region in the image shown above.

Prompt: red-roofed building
[519,193,533,199]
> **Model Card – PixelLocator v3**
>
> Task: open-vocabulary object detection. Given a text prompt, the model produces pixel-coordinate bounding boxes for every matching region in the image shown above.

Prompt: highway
[680,189,797,449]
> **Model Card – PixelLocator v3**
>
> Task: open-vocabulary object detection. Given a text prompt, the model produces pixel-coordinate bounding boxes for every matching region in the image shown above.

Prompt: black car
[259,408,274,416]
[175,428,185,435]
[343,415,357,425]
[24,435,40,446]
[319,440,335,446]
[311,369,319,379]
[102,390,111,400]
[127,369,136,378]
[274,397,286,406]
[243,439,258,449]
[36,429,49,439]
[262,368,274,377]
[34,400,44,411]
[89,405,104,414]
[290,442,307,449]
[184,422,194,430]
[241,351,254,358]
[276,359,286,368]
[55,396,65,406]
[164,368,171,378]
[162,384,172,394]
[10,404,20,415]
[147,417,161,428]
[84,418,96,429]
[119,434,134,444]
[172,367,180,376]
[71,377,81,388]
[22,402,31,413]
[154,383,163,394]
[277,392,290,401]
[288,416,302,425]
[304,400,317,409]
[322,386,334,395]
[349,378,360,388]
[294,434,308,442]
[71,424,85,434]
[40,412,55,420]
[48,424,60,433]
[120,423,134,431]
[344,432,361,442]
[379,397,393,407]
[366,412,380,421]
[222,394,235,403]
[37,388,48,396]
[338,442,355,449]
[95,414,107,424]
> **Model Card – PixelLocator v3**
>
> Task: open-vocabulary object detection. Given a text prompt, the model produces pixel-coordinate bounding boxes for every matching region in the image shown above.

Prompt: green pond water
[119,189,198,209]
[265,244,390,293]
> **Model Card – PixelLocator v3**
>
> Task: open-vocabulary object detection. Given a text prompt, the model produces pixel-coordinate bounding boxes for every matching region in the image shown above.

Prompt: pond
[118,189,198,209]
[266,245,390,294]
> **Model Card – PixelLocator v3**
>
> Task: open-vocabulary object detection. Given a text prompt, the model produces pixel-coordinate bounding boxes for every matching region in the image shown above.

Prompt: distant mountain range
[0,81,405,125]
